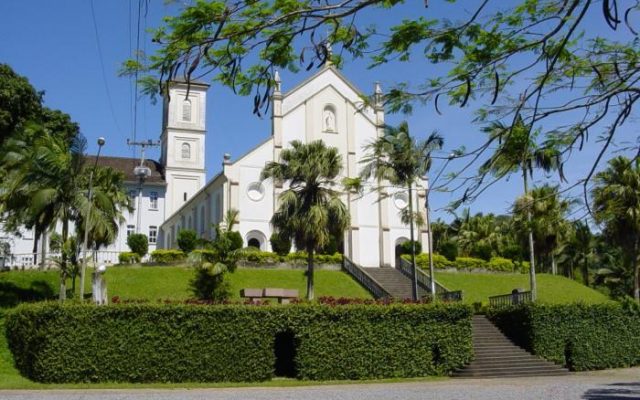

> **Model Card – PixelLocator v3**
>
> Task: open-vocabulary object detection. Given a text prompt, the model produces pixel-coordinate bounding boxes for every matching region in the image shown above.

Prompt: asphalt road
[1,368,639,400]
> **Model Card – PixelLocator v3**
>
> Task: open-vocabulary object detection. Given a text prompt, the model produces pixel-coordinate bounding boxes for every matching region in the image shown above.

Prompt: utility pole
[127,139,161,233]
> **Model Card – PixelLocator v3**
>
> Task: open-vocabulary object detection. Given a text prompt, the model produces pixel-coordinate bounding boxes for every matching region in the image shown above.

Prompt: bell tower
[160,79,209,218]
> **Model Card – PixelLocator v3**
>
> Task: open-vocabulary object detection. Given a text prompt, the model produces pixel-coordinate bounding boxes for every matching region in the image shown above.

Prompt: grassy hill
[0,266,372,306]
[435,272,611,305]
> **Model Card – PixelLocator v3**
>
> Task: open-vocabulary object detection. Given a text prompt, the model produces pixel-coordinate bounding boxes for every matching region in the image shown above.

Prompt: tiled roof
[95,156,165,184]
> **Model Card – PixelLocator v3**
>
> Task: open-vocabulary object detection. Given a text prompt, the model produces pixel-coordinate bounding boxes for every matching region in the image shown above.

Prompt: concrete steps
[363,267,414,299]
[453,315,570,379]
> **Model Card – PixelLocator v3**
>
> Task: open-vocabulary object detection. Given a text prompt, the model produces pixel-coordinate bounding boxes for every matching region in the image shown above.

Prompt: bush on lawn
[454,257,487,270]
[486,257,515,272]
[400,240,422,255]
[177,230,198,254]
[6,302,473,383]
[150,249,186,263]
[404,253,454,269]
[118,252,140,264]
[126,234,148,258]
[488,303,640,371]
[270,233,292,256]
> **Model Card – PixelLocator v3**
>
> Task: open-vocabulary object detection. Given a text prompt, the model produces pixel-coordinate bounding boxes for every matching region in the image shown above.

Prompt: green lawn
[435,272,611,305]
[0,266,372,306]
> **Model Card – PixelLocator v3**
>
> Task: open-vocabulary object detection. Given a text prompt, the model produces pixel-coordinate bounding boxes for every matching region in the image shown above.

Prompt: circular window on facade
[247,182,265,201]
[393,191,409,209]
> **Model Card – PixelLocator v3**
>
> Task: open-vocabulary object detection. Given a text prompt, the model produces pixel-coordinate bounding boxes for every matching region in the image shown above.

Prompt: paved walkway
[1,368,639,400]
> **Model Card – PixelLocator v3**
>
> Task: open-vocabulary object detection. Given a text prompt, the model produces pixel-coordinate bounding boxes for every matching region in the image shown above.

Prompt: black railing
[342,256,392,299]
[398,257,451,294]
[397,258,462,302]
[489,291,532,307]
[423,290,464,303]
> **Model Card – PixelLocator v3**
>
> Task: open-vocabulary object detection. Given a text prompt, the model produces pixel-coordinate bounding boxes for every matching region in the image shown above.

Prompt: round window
[247,182,265,201]
[393,191,409,209]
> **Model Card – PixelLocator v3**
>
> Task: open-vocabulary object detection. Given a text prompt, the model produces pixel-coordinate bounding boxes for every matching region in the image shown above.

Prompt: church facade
[0,66,429,269]
[157,66,430,268]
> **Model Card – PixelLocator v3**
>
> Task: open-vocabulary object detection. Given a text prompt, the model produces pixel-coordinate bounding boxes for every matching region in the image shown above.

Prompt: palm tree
[360,121,443,300]
[592,156,640,301]
[261,140,349,300]
[480,118,562,300]
[512,185,573,274]
[1,131,128,300]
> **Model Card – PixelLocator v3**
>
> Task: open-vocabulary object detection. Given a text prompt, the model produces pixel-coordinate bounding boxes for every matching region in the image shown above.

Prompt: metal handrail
[489,291,532,307]
[397,257,462,302]
[398,257,451,294]
[342,256,392,299]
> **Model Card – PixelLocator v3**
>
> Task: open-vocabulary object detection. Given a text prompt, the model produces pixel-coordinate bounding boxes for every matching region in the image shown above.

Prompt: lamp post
[79,137,105,301]
[423,153,455,298]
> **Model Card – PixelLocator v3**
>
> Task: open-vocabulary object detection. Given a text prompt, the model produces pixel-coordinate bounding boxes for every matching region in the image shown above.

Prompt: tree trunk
[634,248,640,302]
[551,252,557,275]
[407,184,419,301]
[40,229,47,270]
[523,165,537,301]
[60,218,68,302]
[582,255,589,287]
[32,226,39,269]
[306,246,315,301]
[425,190,436,297]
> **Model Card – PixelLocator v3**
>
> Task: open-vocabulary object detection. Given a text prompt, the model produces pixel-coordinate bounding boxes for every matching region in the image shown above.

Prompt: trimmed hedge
[118,252,140,264]
[488,303,640,371]
[237,250,342,265]
[405,254,529,273]
[6,302,473,383]
[454,256,487,270]
[150,249,186,263]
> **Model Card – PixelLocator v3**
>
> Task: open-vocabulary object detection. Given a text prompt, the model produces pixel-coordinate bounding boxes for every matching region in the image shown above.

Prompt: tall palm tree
[1,132,128,300]
[261,140,349,300]
[480,118,562,300]
[512,185,573,274]
[592,156,640,301]
[360,121,443,300]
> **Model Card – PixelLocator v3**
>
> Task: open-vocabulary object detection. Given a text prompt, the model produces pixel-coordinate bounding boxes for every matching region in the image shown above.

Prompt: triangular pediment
[281,67,376,123]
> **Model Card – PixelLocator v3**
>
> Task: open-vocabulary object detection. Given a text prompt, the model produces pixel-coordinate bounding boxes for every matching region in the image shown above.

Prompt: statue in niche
[323,108,335,132]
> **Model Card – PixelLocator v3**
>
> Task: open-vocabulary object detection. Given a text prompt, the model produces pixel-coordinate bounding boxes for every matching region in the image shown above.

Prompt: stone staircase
[453,315,569,378]
[364,266,417,299]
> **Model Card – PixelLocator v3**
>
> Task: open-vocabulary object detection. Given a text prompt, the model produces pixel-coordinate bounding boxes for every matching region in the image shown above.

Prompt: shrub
[487,257,515,272]
[150,249,186,263]
[190,249,218,262]
[118,252,140,264]
[226,231,243,251]
[177,230,198,253]
[488,303,640,371]
[126,234,148,258]
[454,257,487,270]
[400,240,422,255]
[406,253,454,270]
[190,266,230,301]
[439,240,458,261]
[241,249,281,264]
[6,303,473,383]
[270,233,292,256]
[285,251,342,264]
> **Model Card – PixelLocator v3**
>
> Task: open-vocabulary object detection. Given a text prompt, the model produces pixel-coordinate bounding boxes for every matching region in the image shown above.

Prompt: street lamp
[79,137,105,301]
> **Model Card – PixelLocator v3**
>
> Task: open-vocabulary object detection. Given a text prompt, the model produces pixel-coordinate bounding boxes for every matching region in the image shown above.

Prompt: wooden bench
[240,288,299,304]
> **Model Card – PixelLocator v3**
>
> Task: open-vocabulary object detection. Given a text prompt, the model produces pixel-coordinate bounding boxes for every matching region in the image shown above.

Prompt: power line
[89,0,123,137]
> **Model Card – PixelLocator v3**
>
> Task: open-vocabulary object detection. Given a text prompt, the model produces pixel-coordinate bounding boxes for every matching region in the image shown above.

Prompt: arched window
[182,98,192,122]
[181,142,191,160]
[248,238,261,248]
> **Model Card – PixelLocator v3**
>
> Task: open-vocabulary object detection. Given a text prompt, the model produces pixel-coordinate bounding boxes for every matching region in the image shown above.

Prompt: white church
[1,65,429,269]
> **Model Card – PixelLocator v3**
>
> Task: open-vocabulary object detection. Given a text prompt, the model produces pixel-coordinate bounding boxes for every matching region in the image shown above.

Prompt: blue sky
[1,1,635,223]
